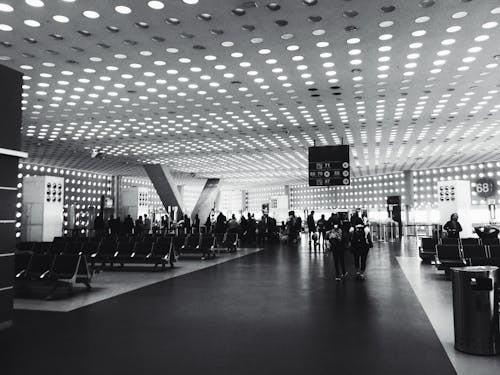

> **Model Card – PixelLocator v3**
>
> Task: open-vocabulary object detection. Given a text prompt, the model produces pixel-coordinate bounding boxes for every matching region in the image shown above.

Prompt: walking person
[307,211,316,243]
[317,214,327,249]
[329,224,347,281]
[351,224,373,280]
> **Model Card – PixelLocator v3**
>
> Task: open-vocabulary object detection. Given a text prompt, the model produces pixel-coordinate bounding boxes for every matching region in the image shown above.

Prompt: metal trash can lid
[451,266,499,273]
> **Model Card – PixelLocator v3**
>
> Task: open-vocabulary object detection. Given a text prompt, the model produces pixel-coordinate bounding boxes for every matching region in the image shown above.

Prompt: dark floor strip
[0,239,456,375]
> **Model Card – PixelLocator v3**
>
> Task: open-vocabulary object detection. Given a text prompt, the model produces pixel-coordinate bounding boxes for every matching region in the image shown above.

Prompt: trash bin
[451,266,500,355]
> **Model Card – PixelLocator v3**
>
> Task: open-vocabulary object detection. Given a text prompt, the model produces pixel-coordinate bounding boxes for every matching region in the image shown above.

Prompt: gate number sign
[475,177,497,199]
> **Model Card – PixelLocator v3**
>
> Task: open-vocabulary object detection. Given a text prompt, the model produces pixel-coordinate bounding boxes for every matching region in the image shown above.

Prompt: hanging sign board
[308,145,350,186]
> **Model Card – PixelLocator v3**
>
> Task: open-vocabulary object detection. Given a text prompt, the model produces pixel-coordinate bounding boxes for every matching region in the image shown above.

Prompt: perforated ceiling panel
[1,0,500,185]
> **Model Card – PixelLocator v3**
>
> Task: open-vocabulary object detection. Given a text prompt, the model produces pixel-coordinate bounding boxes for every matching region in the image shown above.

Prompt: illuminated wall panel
[16,163,112,237]
[290,173,406,211]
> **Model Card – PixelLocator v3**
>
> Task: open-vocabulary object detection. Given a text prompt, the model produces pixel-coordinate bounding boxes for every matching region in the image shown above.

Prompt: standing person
[135,216,144,237]
[327,212,339,231]
[124,215,134,236]
[317,214,327,249]
[350,211,363,228]
[328,224,347,281]
[286,211,299,243]
[143,214,151,235]
[307,211,316,243]
[205,215,212,233]
[247,213,256,243]
[194,214,200,233]
[296,215,302,239]
[240,214,248,242]
[227,214,240,234]
[93,214,105,239]
[444,213,462,238]
[215,212,227,234]
[183,214,191,234]
[351,224,373,280]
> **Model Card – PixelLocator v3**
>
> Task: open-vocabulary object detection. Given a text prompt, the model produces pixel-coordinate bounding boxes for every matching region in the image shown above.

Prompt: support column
[191,179,221,222]
[143,164,184,217]
[0,64,26,330]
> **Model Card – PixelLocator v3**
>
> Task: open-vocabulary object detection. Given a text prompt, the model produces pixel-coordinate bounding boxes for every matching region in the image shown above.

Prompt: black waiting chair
[435,245,465,271]
[15,253,32,279]
[64,241,84,255]
[419,237,438,261]
[462,245,488,265]
[488,245,500,266]
[461,238,481,246]
[25,254,56,280]
[32,242,53,255]
[16,242,34,253]
[440,238,460,246]
[48,241,67,255]
[481,237,500,246]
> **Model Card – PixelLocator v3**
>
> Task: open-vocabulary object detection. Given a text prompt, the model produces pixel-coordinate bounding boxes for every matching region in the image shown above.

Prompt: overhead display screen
[308,145,350,186]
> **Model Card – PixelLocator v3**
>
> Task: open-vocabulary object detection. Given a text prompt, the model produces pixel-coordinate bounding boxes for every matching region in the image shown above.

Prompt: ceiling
[1,0,500,186]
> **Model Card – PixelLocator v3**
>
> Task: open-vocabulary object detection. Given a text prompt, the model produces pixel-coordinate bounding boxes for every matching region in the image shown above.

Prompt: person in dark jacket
[350,212,364,228]
[317,214,327,249]
[351,224,373,280]
[444,213,462,238]
[135,216,144,237]
[215,212,227,234]
[124,215,134,235]
[194,214,200,233]
[307,211,316,243]
[328,224,347,280]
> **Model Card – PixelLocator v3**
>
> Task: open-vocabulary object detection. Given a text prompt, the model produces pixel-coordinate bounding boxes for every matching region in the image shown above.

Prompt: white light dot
[25,0,44,7]
[53,15,70,23]
[83,10,100,19]
[0,23,12,31]
[115,5,131,14]
[0,3,14,12]
[148,1,164,9]
[482,22,498,29]
[24,19,40,27]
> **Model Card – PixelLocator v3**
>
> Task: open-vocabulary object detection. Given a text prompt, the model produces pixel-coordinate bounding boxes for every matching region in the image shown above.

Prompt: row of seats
[15,253,92,299]
[434,244,500,272]
[16,233,239,269]
[419,237,500,260]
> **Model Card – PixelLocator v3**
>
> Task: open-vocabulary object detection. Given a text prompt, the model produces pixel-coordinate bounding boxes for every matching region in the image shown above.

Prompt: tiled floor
[14,247,263,312]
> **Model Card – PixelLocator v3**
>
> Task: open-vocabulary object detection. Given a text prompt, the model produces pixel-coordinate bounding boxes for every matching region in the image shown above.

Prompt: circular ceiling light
[182,0,199,4]
[24,19,40,27]
[491,7,500,14]
[446,25,461,33]
[452,11,467,19]
[0,3,14,12]
[115,5,131,14]
[83,10,100,19]
[379,20,394,28]
[25,0,44,7]
[148,1,164,9]
[474,35,489,42]
[415,16,430,23]
[53,15,69,23]
[482,22,498,29]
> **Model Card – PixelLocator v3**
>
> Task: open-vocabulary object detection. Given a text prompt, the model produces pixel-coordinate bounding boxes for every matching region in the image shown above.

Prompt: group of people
[306,211,373,281]
[93,214,153,238]
[204,212,278,244]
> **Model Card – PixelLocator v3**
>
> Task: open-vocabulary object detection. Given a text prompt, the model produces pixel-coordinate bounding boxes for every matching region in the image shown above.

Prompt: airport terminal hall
[3,0,500,374]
